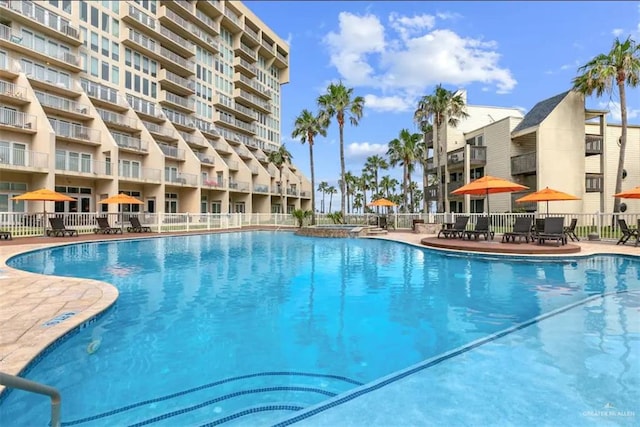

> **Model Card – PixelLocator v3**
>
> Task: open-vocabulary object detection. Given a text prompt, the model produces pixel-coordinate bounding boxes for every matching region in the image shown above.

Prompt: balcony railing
[82,80,127,108]
[128,4,156,30]
[254,184,269,193]
[119,164,161,181]
[195,120,219,137]
[161,90,195,110]
[223,8,242,26]
[166,171,198,186]
[0,53,19,73]
[0,23,81,69]
[0,0,81,42]
[24,62,77,92]
[585,134,603,155]
[162,107,194,128]
[224,159,239,170]
[236,89,270,111]
[180,131,207,148]
[229,180,249,191]
[211,139,230,153]
[159,25,195,55]
[586,173,603,192]
[510,152,537,175]
[235,57,257,75]
[111,132,148,152]
[195,151,214,165]
[276,51,288,65]
[160,47,194,72]
[126,28,160,55]
[160,69,195,91]
[0,146,48,168]
[245,26,259,41]
[0,79,27,101]
[0,107,36,129]
[35,91,88,115]
[159,143,185,160]
[97,108,138,129]
[55,156,112,176]
[49,119,100,142]
[127,94,161,118]
[142,120,176,139]
[239,43,257,60]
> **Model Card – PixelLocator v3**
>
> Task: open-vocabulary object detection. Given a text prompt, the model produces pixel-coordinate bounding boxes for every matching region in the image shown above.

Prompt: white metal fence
[0,211,638,242]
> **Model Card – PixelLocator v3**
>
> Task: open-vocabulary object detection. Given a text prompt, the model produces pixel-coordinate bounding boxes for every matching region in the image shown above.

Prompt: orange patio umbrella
[613,185,640,199]
[99,193,144,230]
[515,186,580,214]
[367,198,397,207]
[12,188,76,235]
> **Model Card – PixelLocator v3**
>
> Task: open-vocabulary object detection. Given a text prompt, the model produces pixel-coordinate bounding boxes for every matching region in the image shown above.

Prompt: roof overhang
[585,109,609,120]
[511,125,539,139]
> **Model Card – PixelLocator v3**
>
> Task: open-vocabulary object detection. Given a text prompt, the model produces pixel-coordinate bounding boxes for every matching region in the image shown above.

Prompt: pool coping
[0,230,637,402]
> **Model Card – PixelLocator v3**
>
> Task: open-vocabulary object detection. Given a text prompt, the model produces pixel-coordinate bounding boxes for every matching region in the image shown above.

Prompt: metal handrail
[0,371,61,427]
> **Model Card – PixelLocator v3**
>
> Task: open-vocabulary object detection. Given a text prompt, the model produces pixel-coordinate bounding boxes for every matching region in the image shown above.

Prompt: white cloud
[322,12,516,95]
[598,100,640,122]
[285,32,293,47]
[612,28,624,37]
[363,94,413,112]
[347,142,388,160]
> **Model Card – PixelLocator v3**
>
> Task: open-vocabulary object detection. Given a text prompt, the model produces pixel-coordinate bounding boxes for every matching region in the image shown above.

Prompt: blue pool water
[1,232,639,426]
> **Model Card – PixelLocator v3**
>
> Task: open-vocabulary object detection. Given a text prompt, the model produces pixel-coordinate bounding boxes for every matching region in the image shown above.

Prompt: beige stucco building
[0,0,311,216]
[426,90,640,215]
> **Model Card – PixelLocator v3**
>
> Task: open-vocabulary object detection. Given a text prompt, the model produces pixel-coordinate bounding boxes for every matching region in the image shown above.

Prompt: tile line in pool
[60,372,362,426]
[272,289,636,426]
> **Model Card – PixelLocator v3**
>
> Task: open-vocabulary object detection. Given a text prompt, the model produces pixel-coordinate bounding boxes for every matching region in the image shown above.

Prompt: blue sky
[247,1,640,202]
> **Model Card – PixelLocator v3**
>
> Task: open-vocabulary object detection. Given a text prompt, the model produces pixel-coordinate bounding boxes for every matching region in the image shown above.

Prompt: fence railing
[0,211,638,241]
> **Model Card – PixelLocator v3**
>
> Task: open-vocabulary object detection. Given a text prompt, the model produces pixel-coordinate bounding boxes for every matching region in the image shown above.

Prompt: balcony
[55,157,112,178]
[447,145,486,169]
[234,57,257,77]
[211,139,231,154]
[0,80,29,106]
[250,165,259,175]
[162,0,194,19]
[195,120,220,139]
[97,108,138,132]
[0,53,20,78]
[50,119,101,146]
[425,184,438,201]
[111,132,149,154]
[82,81,128,112]
[274,49,289,68]
[259,38,275,58]
[166,171,198,187]
[122,4,157,36]
[198,0,223,17]
[193,10,220,37]
[0,0,82,46]
[119,165,162,183]
[510,191,537,212]
[254,151,268,163]
[222,7,243,33]
[224,158,239,171]
[159,143,186,161]
[123,28,162,61]
[0,24,82,73]
[127,94,164,123]
[235,42,257,62]
[234,89,271,114]
[159,47,195,76]
[159,5,194,40]
[142,120,178,142]
[36,91,91,122]
[286,188,298,196]
[585,134,603,156]
[511,152,537,176]
[586,173,603,193]
[0,108,36,134]
[234,145,252,159]
[158,69,195,97]
[25,66,79,98]
[162,107,195,131]
[448,180,465,195]
[243,25,260,46]
[195,151,215,167]
[157,25,196,58]
[253,184,269,193]
[229,180,250,192]
[180,131,207,149]
[159,90,195,113]
[0,146,48,171]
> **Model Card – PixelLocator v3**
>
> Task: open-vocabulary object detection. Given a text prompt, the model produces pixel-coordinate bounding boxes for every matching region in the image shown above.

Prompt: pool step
[367,227,388,235]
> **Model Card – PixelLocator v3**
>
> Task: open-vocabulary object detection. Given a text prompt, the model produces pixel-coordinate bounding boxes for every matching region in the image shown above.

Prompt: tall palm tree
[414,85,469,213]
[327,185,337,213]
[364,155,389,196]
[358,172,373,211]
[379,175,399,199]
[343,171,357,214]
[317,181,329,213]
[572,36,640,214]
[353,193,363,213]
[268,144,292,214]
[291,109,328,224]
[318,81,365,220]
[414,123,433,213]
[387,129,421,212]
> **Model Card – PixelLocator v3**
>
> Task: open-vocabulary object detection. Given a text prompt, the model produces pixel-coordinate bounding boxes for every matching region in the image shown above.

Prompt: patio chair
[47,217,78,237]
[437,216,469,239]
[127,216,152,233]
[537,217,567,246]
[0,230,12,240]
[502,217,533,243]
[93,217,123,234]
[464,217,495,240]
[616,219,639,246]
[532,218,545,241]
[378,216,388,230]
[563,218,580,242]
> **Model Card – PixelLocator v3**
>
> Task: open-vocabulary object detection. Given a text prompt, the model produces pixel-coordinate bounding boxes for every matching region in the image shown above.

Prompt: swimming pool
[1,232,638,426]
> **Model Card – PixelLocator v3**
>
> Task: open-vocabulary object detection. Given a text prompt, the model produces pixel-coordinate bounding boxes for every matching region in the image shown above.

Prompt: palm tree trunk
[613,79,627,214]
[279,167,285,214]
[434,121,443,212]
[443,129,449,213]
[329,194,333,213]
[403,164,409,212]
[339,124,346,220]
[309,141,316,225]
[423,130,429,214]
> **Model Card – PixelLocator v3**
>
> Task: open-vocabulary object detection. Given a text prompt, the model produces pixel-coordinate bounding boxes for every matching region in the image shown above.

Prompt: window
[90,56,98,77]
[80,27,87,47]
[111,18,119,37]
[111,2,119,13]
[91,31,98,52]
[101,37,109,57]
[125,70,132,89]
[101,61,109,81]
[80,1,87,22]
[101,11,109,32]
[111,65,119,85]
[90,6,99,27]
[125,48,132,66]
[111,41,119,60]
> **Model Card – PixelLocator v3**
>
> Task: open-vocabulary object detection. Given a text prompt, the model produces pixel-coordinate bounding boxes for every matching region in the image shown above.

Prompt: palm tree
[327,185,337,213]
[364,155,389,196]
[358,172,373,211]
[318,81,365,220]
[291,109,328,225]
[353,193,363,213]
[572,36,640,214]
[317,181,329,213]
[379,175,399,199]
[343,171,357,214]
[268,144,292,214]
[387,129,421,212]
[415,85,469,213]
[414,123,433,213]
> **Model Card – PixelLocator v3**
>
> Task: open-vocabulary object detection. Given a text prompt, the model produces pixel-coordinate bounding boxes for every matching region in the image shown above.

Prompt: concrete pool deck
[0,230,638,404]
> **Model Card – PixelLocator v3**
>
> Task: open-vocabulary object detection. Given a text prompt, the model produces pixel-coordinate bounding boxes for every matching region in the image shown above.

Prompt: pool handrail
[0,371,61,427]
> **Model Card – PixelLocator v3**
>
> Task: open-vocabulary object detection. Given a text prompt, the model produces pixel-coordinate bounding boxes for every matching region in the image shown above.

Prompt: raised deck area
[421,236,581,255]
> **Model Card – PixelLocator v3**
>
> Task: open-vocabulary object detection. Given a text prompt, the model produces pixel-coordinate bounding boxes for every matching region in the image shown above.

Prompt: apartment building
[0,0,311,217]
[425,90,640,215]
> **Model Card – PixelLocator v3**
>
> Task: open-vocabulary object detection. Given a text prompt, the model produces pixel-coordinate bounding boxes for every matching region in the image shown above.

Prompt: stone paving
[0,229,637,395]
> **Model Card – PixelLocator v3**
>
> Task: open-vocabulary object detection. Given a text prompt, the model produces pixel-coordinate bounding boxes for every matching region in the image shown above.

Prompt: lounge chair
[47,217,78,237]
[464,217,495,240]
[502,217,533,243]
[617,219,639,246]
[563,218,580,242]
[532,218,545,241]
[537,217,566,246]
[0,230,11,240]
[127,216,152,233]
[437,216,469,239]
[93,217,123,234]
[378,216,388,230]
